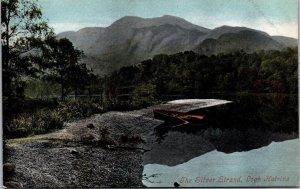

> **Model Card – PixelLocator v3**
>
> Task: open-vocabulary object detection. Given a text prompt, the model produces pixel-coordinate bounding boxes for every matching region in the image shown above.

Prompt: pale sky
[39,0,298,38]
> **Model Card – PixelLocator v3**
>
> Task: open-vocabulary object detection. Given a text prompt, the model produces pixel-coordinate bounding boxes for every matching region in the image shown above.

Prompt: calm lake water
[142,93,299,187]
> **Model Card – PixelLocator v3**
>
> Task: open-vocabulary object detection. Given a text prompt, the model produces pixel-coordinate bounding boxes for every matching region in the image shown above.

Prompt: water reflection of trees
[148,94,298,165]
[157,94,298,134]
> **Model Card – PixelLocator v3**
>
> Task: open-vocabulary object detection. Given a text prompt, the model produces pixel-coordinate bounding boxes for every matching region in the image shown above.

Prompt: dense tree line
[107,48,298,101]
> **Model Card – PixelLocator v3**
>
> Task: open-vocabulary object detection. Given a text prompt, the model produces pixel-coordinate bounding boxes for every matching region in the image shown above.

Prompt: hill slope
[194,30,284,55]
[57,16,297,75]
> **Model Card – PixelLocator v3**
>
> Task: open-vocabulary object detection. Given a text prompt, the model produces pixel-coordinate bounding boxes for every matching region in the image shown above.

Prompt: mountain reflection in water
[143,93,298,166]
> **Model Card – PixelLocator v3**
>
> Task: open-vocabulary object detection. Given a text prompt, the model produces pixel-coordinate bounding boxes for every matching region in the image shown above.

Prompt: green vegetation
[2,0,52,98]
[2,1,298,140]
[24,80,61,98]
[106,48,298,99]
[2,0,100,139]
[56,99,103,121]
[8,136,45,144]
[42,37,95,99]
[7,109,63,138]
[131,83,159,108]
[4,47,298,139]
[5,99,103,138]
[2,0,97,100]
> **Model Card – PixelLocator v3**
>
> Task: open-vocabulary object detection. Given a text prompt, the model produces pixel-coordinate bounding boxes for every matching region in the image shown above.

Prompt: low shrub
[57,99,103,121]
[7,109,64,138]
[5,99,103,138]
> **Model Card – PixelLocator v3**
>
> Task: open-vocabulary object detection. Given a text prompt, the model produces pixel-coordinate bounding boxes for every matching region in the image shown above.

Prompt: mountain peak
[202,25,270,41]
[110,15,210,33]
[162,15,180,18]
[56,15,295,76]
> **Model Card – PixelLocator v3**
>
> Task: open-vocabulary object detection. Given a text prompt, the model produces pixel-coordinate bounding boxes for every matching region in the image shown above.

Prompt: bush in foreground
[57,99,103,121]
[7,109,64,138]
[6,99,103,139]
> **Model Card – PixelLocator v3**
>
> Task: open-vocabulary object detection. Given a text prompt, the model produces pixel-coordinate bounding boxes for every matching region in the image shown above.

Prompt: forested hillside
[107,48,298,101]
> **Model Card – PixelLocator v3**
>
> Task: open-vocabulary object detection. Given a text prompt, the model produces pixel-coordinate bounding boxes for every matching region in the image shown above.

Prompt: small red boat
[153,109,205,126]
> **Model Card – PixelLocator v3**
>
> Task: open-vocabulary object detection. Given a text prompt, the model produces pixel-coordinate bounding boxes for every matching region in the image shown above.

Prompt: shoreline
[4,99,297,188]
[5,99,229,187]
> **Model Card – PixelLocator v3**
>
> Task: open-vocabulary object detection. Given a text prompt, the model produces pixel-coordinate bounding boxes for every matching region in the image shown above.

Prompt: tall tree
[43,37,93,99]
[1,0,52,97]
[67,62,95,98]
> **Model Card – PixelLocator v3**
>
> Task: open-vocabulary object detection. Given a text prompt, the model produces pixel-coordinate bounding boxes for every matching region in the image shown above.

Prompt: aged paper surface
[2,0,299,188]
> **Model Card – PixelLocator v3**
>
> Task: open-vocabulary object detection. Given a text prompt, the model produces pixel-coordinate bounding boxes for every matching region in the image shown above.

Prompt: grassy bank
[4,98,104,139]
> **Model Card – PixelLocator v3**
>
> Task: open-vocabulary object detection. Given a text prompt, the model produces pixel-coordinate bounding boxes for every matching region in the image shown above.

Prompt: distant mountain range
[57,15,298,76]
